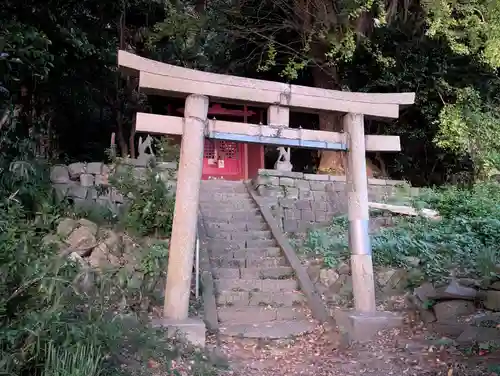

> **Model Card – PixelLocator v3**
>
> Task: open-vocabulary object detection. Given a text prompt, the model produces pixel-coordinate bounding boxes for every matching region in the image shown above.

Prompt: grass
[303,182,500,284]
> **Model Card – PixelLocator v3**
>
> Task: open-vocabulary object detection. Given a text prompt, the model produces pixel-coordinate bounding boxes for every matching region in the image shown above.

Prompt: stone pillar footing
[334,309,403,344]
[151,317,206,347]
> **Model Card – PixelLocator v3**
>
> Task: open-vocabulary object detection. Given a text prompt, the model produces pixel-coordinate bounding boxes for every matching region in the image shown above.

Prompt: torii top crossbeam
[118,50,414,119]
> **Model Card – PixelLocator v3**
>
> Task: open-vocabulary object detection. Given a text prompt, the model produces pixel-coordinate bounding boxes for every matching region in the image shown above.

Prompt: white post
[163,94,209,320]
[344,113,377,313]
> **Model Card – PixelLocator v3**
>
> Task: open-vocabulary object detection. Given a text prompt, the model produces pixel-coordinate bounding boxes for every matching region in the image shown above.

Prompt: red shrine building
[172,102,265,181]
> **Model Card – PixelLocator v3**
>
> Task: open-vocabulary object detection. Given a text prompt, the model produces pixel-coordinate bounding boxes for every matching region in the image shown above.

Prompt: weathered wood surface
[135,113,402,152]
[369,202,440,219]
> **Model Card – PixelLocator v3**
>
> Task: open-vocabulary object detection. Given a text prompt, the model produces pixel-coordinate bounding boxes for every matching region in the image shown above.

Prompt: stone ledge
[151,317,206,347]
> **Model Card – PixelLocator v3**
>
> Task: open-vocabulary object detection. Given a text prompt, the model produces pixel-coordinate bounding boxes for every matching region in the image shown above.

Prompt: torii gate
[118,51,415,324]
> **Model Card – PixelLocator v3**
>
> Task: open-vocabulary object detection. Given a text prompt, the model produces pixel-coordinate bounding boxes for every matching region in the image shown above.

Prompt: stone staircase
[199,180,317,339]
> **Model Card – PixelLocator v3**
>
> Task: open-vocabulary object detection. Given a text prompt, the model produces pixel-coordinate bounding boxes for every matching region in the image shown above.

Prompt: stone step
[215,278,298,292]
[216,290,305,307]
[200,180,247,190]
[202,210,262,221]
[212,266,294,280]
[213,268,240,279]
[211,247,282,259]
[199,200,255,208]
[207,239,276,251]
[240,267,295,280]
[218,306,308,324]
[210,256,288,268]
[204,220,267,231]
[206,230,272,241]
[219,320,317,339]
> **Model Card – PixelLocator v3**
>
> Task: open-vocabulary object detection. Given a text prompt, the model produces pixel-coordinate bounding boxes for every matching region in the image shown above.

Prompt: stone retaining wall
[252,169,411,233]
[50,158,178,212]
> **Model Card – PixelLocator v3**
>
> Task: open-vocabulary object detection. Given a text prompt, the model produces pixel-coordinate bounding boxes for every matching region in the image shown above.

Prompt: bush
[303,182,500,283]
[109,161,176,238]
[0,144,216,375]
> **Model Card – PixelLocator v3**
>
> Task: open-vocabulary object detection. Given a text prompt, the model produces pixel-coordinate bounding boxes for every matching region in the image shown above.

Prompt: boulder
[433,300,475,322]
[65,226,97,256]
[80,173,95,187]
[319,268,339,287]
[383,269,410,294]
[376,267,398,287]
[88,243,121,269]
[490,281,500,291]
[50,165,70,184]
[57,218,78,238]
[485,290,500,311]
[87,162,103,175]
[429,279,478,301]
[337,262,351,275]
[68,162,86,179]
[77,218,98,236]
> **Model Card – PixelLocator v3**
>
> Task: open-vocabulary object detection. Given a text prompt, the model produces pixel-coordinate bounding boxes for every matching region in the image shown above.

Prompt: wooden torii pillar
[117,51,415,335]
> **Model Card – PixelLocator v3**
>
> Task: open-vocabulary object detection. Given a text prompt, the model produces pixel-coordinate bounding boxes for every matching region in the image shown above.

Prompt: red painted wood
[201,139,245,180]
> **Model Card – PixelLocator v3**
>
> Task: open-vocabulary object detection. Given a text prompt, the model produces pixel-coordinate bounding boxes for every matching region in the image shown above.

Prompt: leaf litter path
[212,317,495,376]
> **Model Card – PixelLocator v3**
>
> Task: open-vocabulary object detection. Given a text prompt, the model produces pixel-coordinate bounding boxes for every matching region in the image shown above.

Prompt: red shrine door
[174,103,258,181]
[202,140,244,180]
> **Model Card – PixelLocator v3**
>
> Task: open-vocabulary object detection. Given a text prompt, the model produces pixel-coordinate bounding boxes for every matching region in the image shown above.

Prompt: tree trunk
[311,66,377,177]
[311,66,346,175]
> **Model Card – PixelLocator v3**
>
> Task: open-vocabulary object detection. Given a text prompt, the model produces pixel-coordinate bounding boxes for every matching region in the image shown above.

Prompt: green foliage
[423,0,500,68]
[304,182,500,283]
[44,343,103,376]
[434,87,500,179]
[109,161,176,237]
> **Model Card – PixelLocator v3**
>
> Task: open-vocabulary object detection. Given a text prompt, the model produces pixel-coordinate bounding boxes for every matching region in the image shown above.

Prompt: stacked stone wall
[50,159,178,212]
[252,169,414,233]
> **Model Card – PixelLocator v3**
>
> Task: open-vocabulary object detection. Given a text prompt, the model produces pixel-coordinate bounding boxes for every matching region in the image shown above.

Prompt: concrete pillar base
[334,309,403,344]
[151,317,206,347]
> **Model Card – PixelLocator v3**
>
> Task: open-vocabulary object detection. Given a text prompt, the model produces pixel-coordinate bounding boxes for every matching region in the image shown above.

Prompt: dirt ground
[212,316,498,376]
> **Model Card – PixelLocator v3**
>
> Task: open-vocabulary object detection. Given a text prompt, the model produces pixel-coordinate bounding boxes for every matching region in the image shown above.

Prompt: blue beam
[206,131,347,151]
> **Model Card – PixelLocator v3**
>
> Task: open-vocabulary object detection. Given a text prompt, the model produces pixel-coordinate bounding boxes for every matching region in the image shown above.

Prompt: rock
[319,268,339,287]
[402,256,420,267]
[485,290,500,311]
[77,218,98,236]
[490,281,500,291]
[376,267,398,287]
[65,226,97,256]
[53,184,70,201]
[458,278,481,288]
[306,264,321,284]
[383,269,410,294]
[68,162,86,179]
[101,229,121,254]
[50,165,70,184]
[67,185,88,199]
[327,274,353,297]
[414,282,437,302]
[95,174,109,186]
[456,325,500,345]
[433,300,475,322]
[80,173,95,187]
[87,162,103,175]
[88,243,121,269]
[57,218,78,238]
[337,262,351,275]
[429,279,477,301]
